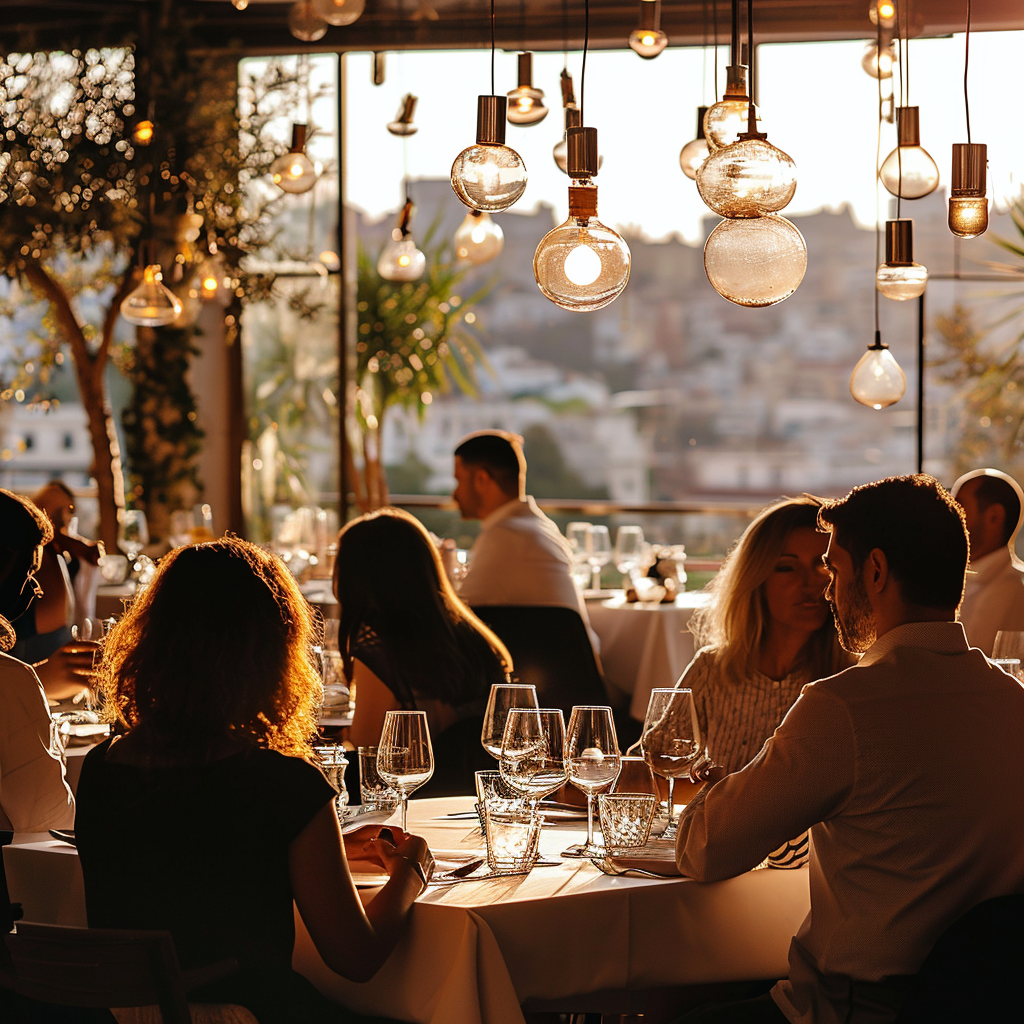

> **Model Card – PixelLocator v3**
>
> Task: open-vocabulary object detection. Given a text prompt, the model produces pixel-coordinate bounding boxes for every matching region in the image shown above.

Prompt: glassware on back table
[614,525,645,584]
[587,525,612,591]
[563,705,621,858]
[118,510,149,560]
[566,521,594,589]
[377,710,433,830]
[482,683,539,759]
[641,687,705,840]
[992,632,1024,672]
[499,708,568,806]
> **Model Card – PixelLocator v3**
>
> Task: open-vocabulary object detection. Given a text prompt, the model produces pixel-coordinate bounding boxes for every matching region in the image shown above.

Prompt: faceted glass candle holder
[598,793,658,852]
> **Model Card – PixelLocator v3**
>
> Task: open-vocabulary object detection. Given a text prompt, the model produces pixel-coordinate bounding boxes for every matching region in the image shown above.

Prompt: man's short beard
[832,570,876,654]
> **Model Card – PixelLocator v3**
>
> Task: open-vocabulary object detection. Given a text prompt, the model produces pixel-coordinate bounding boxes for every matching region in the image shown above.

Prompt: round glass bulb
[378,232,426,282]
[869,0,896,27]
[451,143,528,212]
[704,215,807,307]
[313,0,365,26]
[232,0,249,9]
[948,197,989,238]
[696,138,797,218]
[703,99,761,152]
[879,145,940,199]
[862,41,897,80]
[850,347,906,409]
[629,28,668,59]
[288,0,327,40]
[270,150,318,194]
[506,86,548,126]
[876,262,928,301]
[454,211,504,265]
[679,137,710,180]
[121,265,182,327]
[534,216,631,312]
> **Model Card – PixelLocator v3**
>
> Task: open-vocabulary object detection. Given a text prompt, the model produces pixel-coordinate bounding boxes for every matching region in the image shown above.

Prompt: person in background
[76,538,431,1024]
[0,489,75,832]
[335,507,510,796]
[950,468,1024,654]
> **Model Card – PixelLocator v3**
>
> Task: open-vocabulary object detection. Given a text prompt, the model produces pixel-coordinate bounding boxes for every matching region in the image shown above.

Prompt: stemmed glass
[588,525,612,591]
[118,509,149,560]
[614,526,645,584]
[499,708,568,807]
[482,683,539,759]
[563,705,621,858]
[641,688,705,839]
[377,710,434,831]
[566,522,593,589]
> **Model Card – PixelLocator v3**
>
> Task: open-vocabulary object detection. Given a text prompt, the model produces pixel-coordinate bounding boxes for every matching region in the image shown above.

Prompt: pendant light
[704,215,806,307]
[869,0,896,27]
[861,39,897,79]
[534,127,631,312]
[313,0,365,26]
[850,332,906,409]
[121,265,182,327]
[454,210,504,264]
[879,107,939,199]
[679,107,710,180]
[288,0,328,42]
[378,199,426,282]
[554,106,581,173]
[876,219,927,300]
[949,5,988,238]
[704,64,760,150]
[231,0,249,9]
[270,124,318,194]
[507,53,548,126]
[629,0,668,60]
[388,94,419,137]
[696,135,797,218]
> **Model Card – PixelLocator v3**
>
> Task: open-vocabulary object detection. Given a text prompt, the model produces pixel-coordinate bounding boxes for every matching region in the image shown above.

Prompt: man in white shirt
[673,475,1024,1024]
[950,468,1024,654]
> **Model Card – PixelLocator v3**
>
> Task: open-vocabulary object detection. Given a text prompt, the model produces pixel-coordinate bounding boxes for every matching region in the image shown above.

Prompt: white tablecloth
[4,797,809,1024]
[588,593,708,721]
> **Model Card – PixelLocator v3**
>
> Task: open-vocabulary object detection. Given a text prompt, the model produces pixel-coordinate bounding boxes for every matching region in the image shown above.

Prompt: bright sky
[337,30,1024,243]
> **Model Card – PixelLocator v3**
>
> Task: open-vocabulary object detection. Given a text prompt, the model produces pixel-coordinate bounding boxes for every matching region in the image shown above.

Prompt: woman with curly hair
[75,538,432,1024]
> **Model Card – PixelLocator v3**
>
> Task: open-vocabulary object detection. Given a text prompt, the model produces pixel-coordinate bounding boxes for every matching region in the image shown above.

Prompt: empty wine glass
[563,706,621,858]
[499,708,568,807]
[614,525,645,584]
[377,710,434,831]
[992,631,1024,663]
[482,683,539,759]
[641,688,705,839]
[566,521,593,588]
[588,525,612,591]
[118,509,149,560]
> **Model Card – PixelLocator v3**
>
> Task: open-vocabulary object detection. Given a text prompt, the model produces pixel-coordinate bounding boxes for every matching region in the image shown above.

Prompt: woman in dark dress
[75,538,432,1024]
[335,508,511,796]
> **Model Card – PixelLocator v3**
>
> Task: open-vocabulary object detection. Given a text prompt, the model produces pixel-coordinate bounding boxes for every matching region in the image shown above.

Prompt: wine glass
[377,710,434,831]
[499,708,568,807]
[588,525,612,592]
[481,683,539,759]
[992,631,1024,663]
[118,510,149,560]
[563,706,621,858]
[566,522,593,589]
[641,688,705,839]
[614,525,645,584]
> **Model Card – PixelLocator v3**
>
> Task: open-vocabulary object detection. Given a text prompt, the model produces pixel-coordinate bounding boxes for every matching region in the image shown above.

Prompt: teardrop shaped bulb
[121,265,183,327]
[850,346,906,409]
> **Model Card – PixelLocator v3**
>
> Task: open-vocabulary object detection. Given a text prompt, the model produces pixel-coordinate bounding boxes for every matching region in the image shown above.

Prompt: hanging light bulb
[704,215,807,307]
[288,0,328,41]
[696,133,797,217]
[313,0,365,26]
[387,94,419,137]
[704,64,760,151]
[850,332,906,409]
[948,142,988,238]
[451,96,528,212]
[506,53,548,126]
[132,120,154,146]
[862,40,897,79]
[454,210,504,264]
[553,106,604,175]
[878,107,939,199]
[629,0,668,60]
[534,127,630,312]
[270,124,318,194]
[679,107,710,180]
[231,0,249,9]
[121,265,183,327]
[876,219,928,300]
[378,199,426,282]
[869,0,896,28]
[197,252,229,303]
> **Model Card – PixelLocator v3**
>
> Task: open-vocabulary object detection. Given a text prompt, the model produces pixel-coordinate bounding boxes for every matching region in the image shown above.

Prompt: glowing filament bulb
[850,336,906,409]
[564,241,602,286]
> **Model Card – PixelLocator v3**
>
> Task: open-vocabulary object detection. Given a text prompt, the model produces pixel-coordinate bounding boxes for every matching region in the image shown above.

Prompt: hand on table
[34,641,100,702]
[371,829,434,887]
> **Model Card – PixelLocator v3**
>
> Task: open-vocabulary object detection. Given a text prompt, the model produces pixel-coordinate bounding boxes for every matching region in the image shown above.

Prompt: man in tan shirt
[674,475,1024,1024]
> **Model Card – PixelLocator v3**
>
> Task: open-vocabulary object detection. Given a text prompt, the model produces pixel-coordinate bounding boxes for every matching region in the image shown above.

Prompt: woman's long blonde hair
[689,495,846,686]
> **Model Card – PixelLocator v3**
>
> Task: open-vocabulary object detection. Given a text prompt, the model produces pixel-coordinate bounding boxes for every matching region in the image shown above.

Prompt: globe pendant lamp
[948,142,988,238]
[704,64,760,151]
[313,0,365,26]
[554,105,603,175]
[696,130,797,218]
[534,127,631,312]
[387,94,419,137]
[270,124,318,194]
[378,200,426,282]
[679,107,710,180]
[862,39,897,79]
[850,331,906,409]
[629,0,668,60]
[288,0,328,42]
[876,219,927,300]
[507,53,548,126]
[454,210,504,264]
[869,0,896,27]
[451,96,528,212]
[704,215,807,307]
[879,107,939,199]
[121,265,182,327]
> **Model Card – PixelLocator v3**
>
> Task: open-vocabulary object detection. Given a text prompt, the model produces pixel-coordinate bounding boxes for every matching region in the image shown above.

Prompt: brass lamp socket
[868,329,888,351]
[565,106,583,131]
[566,126,599,179]
[568,184,599,220]
[951,142,987,197]
[695,106,708,140]
[723,63,749,99]
[896,106,921,147]
[372,52,386,85]
[884,219,915,265]
[560,69,576,108]
[289,123,308,153]
[476,95,508,146]
[396,93,418,125]
[517,52,535,87]
[398,198,415,237]
[638,1,661,32]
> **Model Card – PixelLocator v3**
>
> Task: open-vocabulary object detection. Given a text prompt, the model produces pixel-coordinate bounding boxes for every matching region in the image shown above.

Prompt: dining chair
[0,922,258,1024]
